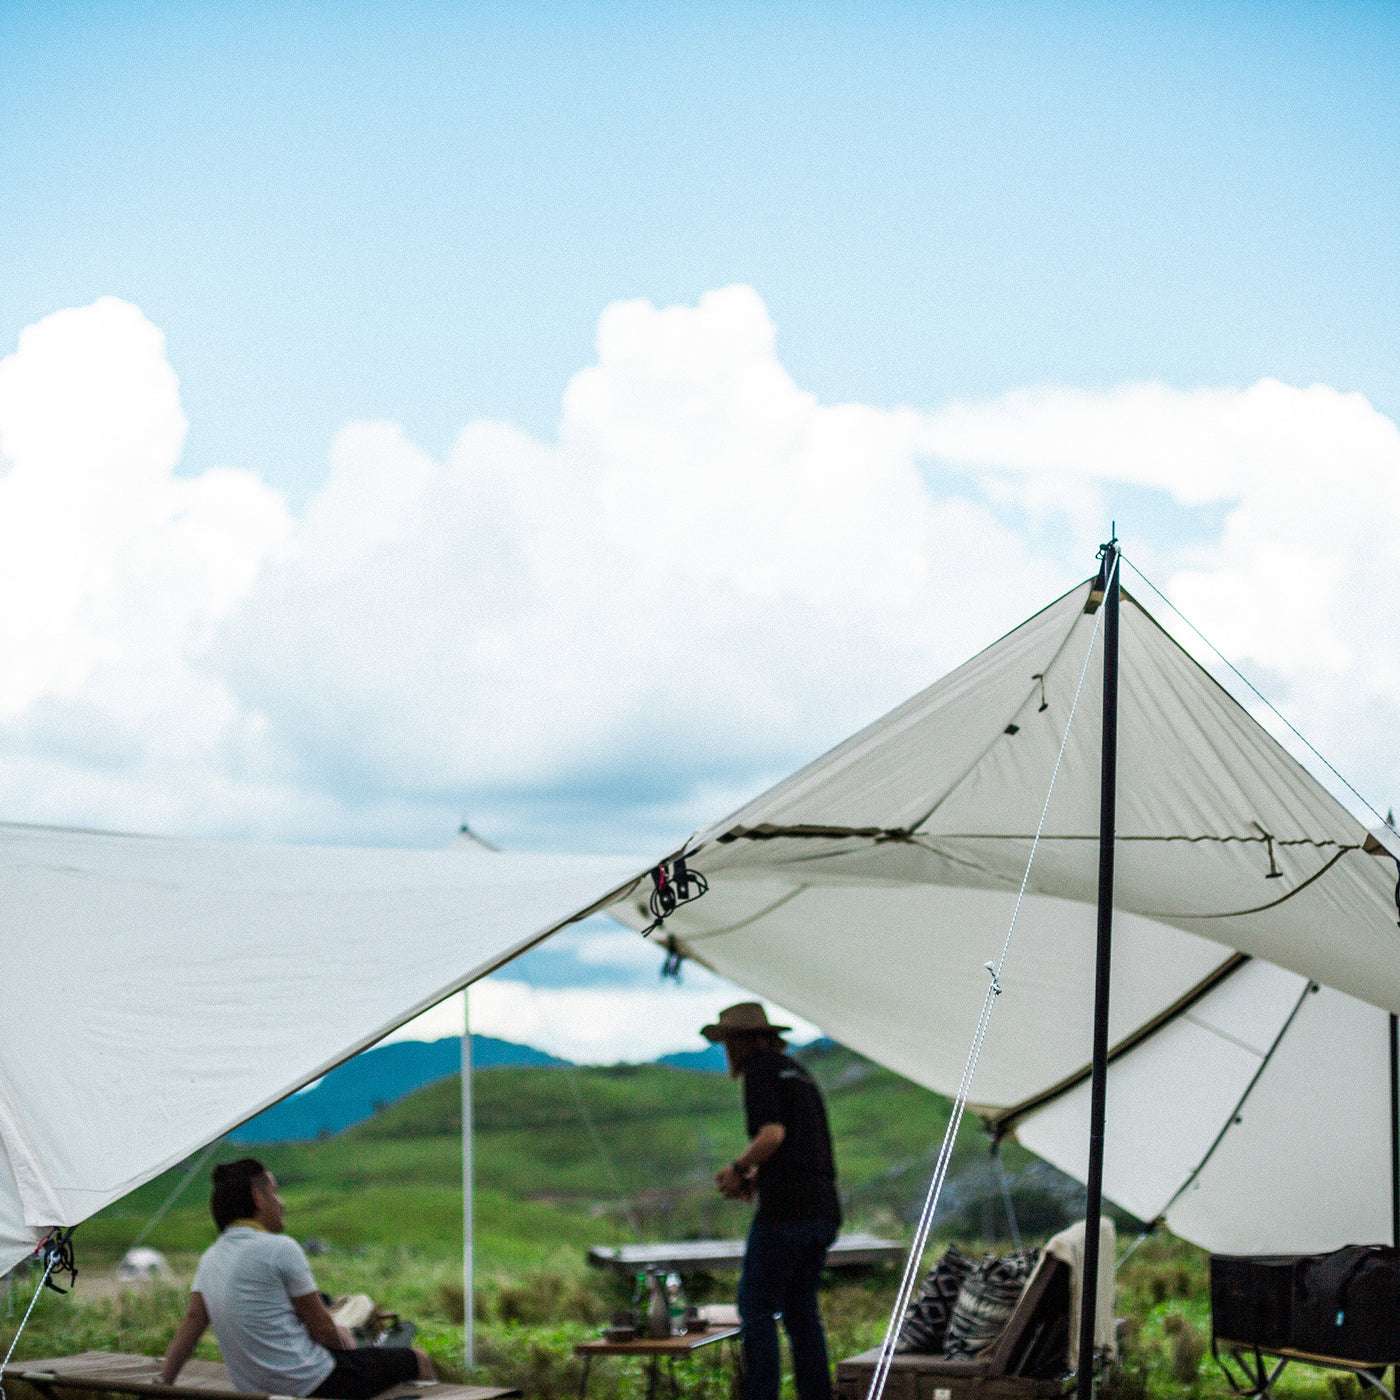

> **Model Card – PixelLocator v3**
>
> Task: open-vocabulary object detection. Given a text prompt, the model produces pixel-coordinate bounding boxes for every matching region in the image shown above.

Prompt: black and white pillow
[894,1244,975,1354]
[941,1249,1038,1358]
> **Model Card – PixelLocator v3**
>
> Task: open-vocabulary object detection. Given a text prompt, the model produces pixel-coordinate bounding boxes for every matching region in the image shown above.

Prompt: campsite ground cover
[4,1233,1363,1400]
[2,1050,1358,1399]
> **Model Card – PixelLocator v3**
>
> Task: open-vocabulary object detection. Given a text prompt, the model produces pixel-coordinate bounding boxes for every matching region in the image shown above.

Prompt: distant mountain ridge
[655,1044,727,1073]
[228,1035,567,1142]
[231,1033,820,1143]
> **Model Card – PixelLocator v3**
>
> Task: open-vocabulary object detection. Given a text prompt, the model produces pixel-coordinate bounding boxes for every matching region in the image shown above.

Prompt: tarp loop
[864,556,1117,1400]
[0,1228,75,1400]
[1252,823,1283,879]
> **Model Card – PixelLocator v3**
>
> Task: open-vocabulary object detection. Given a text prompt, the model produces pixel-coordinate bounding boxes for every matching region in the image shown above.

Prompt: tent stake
[462,992,475,1370]
[1078,537,1119,1400]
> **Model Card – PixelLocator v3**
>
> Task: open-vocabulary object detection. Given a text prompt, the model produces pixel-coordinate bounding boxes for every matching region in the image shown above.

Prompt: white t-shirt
[192,1227,335,1397]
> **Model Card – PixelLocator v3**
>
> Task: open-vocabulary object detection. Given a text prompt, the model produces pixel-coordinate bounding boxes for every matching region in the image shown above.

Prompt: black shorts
[308,1347,418,1400]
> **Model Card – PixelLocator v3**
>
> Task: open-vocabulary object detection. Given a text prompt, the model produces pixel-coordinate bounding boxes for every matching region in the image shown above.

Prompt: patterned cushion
[895,1244,975,1354]
[941,1249,1039,1358]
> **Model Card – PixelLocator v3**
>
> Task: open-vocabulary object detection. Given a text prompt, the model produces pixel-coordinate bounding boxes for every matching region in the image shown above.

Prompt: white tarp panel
[4,571,1396,1271]
[0,824,644,1275]
[1016,977,1397,1254]
[608,577,1400,1253]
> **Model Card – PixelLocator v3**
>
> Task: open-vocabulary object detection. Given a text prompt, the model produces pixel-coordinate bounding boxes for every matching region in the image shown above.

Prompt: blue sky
[3,2,1399,1058]
[6,2,1398,501]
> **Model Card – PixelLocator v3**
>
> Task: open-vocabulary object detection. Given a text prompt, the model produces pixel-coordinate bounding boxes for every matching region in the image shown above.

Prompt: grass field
[78,1044,1060,1265]
[0,1047,1364,1400]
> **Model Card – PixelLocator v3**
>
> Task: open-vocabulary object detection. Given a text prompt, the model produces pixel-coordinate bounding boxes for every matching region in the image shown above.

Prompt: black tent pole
[1390,1012,1398,1248]
[1077,536,1119,1400]
[1390,1011,1398,1398]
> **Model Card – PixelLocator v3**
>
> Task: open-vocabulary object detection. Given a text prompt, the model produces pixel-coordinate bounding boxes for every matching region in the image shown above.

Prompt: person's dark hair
[735,1028,786,1055]
[210,1158,269,1231]
[724,1028,787,1074]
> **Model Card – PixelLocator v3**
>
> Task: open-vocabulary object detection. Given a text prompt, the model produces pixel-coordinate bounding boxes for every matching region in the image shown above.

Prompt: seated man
[161,1159,435,1400]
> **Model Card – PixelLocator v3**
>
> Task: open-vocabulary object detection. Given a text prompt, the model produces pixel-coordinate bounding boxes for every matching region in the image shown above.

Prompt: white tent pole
[462,990,474,1371]
[1077,537,1119,1400]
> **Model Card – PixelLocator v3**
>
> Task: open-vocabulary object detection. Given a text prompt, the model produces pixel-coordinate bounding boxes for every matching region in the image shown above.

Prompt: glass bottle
[646,1269,671,1339]
[666,1271,687,1336]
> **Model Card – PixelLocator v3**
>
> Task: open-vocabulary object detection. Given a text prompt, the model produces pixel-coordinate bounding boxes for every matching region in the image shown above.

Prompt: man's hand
[715,1123,785,1199]
[715,1163,753,1200]
[293,1291,355,1351]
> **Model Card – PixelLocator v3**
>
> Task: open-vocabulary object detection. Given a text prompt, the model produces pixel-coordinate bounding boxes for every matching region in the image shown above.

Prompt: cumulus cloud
[212,285,1067,844]
[384,982,820,1064]
[1,286,1397,861]
[920,378,1400,811]
[0,299,299,830]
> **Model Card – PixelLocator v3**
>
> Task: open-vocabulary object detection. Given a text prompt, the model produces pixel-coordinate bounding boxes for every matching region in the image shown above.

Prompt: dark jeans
[309,1347,418,1399]
[737,1215,839,1400]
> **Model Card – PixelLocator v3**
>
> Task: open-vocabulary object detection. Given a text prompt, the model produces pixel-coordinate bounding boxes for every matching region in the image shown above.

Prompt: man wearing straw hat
[704,1002,841,1400]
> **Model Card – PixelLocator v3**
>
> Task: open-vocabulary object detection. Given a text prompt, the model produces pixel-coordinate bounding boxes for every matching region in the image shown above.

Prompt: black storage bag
[1211,1255,1300,1351]
[1290,1244,1400,1364]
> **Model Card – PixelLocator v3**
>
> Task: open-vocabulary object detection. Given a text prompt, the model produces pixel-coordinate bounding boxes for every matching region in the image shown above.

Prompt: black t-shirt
[743,1050,841,1224]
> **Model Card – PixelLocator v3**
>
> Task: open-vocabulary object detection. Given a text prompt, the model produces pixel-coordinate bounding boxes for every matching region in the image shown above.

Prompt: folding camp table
[1212,1338,1395,1400]
[1210,1248,1400,1399]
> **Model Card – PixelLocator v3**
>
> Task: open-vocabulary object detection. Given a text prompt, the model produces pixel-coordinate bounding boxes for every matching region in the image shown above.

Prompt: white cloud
[212,286,1067,839]
[383,981,820,1064]
[920,377,1400,814]
[0,298,296,831]
[2,286,1398,858]
[572,928,670,970]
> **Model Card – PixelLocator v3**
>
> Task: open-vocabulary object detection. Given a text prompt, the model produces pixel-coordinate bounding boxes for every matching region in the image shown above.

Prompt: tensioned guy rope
[864,557,1117,1400]
[0,1234,69,1400]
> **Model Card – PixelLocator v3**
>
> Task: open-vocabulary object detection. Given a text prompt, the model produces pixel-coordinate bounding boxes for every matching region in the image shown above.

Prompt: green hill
[84,1043,1085,1270]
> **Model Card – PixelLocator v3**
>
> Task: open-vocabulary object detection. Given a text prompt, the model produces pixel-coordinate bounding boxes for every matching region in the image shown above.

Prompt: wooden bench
[1,1352,520,1400]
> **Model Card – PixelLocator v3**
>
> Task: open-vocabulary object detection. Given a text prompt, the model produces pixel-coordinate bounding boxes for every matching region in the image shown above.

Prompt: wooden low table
[574,1325,740,1400]
[1,1352,520,1400]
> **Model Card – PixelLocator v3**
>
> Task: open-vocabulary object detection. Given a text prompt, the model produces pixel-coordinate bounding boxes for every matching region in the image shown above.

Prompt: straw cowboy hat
[701,1002,791,1042]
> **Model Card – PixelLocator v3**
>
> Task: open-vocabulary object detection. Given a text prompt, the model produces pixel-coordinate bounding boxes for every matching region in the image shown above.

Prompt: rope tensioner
[39,1227,77,1294]
[1,1228,78,1400]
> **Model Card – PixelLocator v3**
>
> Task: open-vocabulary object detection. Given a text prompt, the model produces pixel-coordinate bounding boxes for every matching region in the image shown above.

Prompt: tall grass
[3,1230,1373,1400]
